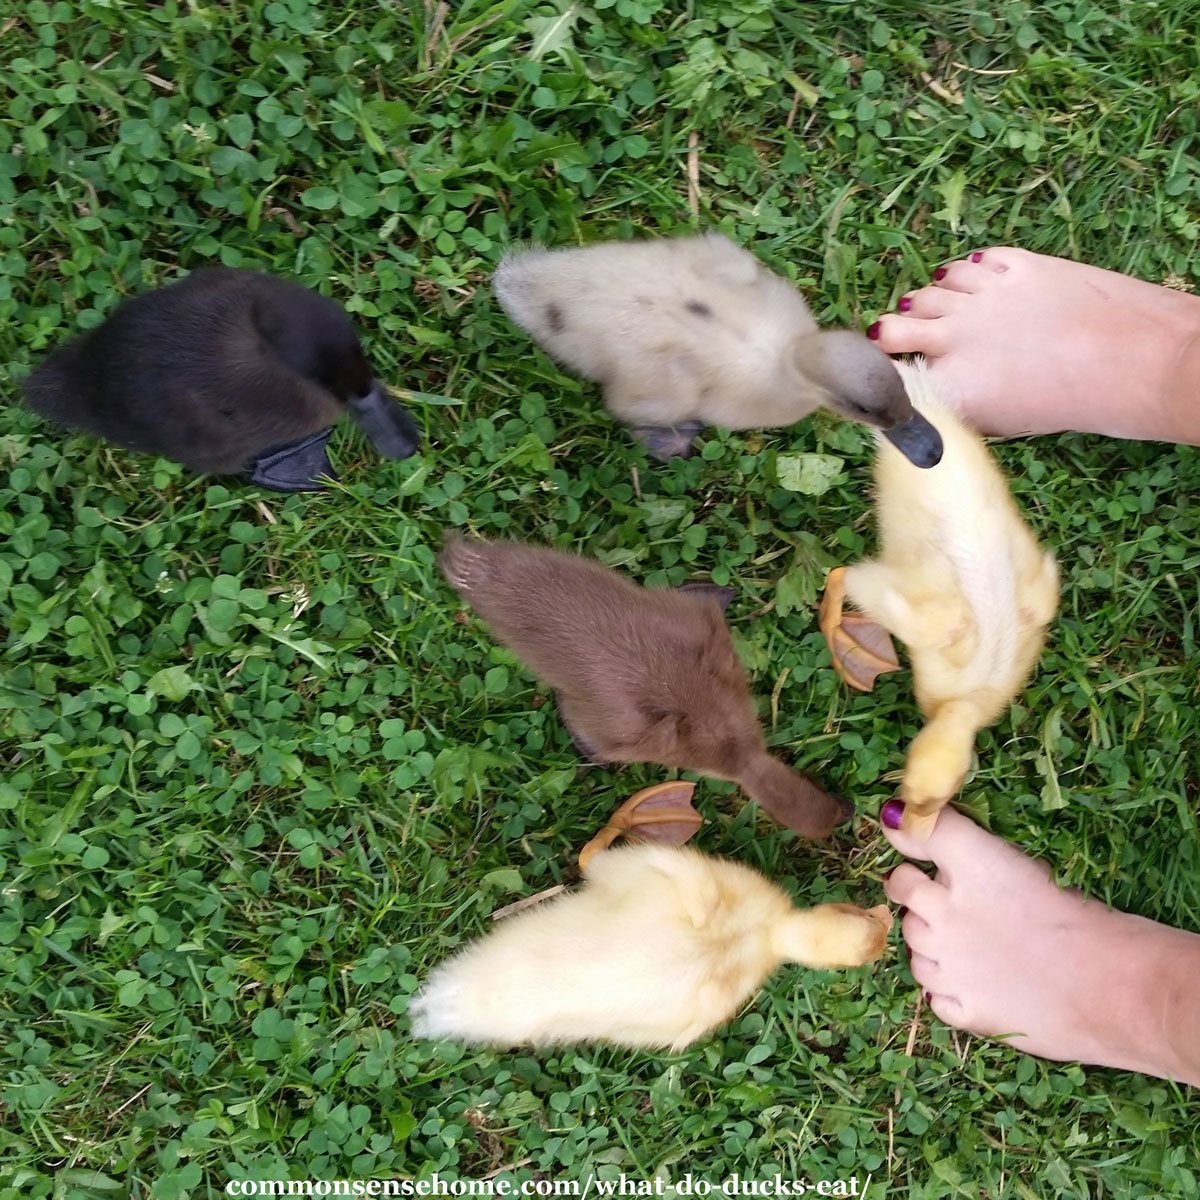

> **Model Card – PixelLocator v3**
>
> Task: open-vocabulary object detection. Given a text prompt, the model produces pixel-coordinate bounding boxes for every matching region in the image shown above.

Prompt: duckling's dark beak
[245,428,338,492]
[883,410,943,468]
[347,382,420,460]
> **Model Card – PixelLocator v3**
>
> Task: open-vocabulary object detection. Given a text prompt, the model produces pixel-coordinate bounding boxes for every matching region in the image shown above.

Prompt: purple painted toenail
[880,798,905,829]
[866,321,881,340]
[933,266,948,281]
[923,991,932,1004]
[898,295,913,312]
[970,251,983,263]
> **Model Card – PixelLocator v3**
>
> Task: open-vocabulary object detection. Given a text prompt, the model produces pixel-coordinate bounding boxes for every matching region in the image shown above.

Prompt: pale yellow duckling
[820,360,1059,839]
[410,843,893,1051]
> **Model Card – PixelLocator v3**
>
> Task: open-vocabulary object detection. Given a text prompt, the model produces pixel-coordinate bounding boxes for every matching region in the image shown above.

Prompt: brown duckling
[440,534,853,839]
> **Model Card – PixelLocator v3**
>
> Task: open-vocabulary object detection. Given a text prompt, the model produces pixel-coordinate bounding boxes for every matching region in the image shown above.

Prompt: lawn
[2,1,1199,1197]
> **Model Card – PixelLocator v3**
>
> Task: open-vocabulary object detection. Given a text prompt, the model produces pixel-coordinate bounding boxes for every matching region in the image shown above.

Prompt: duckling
[819,360,1059,840]
[440,534,853,839]
[493,231,942,466]
[410,842,893,1050]
[22,267,420,491]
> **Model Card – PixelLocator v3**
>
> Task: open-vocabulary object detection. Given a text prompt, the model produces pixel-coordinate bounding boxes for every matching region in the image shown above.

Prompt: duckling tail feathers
[22,337,95,425]
[438,533,496,598]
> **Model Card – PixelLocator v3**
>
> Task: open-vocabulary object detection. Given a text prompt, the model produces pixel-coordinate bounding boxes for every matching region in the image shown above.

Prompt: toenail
[933,267,948,281]
[970,251,983,263]
[883,867,895,881]
[897,906,907,920]
[897,295,912,312]
[880,798,905,830]
[923,991,932,1004]
[866,321,881,340]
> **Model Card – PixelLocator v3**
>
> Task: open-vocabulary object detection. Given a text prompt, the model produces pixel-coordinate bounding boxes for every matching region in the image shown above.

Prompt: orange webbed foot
[578,781,702,870]
[819,566,901,693]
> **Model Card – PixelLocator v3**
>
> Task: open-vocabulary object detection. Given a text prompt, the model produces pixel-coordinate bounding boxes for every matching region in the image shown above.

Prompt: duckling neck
[770,911,826,968]
[736,754,841,839]
[902,698,985,805]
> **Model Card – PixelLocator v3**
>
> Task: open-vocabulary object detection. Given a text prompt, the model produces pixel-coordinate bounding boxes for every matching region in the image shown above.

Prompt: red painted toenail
[923,991,932,1004]
[866,321,881,340]
[898,295,913,312]
[897,906,908,920]
[933,266,948,280]
[970,251,983,263]
[880,798,904,829]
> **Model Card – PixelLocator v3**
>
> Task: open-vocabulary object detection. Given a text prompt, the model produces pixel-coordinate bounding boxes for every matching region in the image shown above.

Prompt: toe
[900,909,941,961]
[973,246,1045,273]
[900,286,967,318]
[882,804,997,869]
[906,949,942,991]
[884,863,944,918]
[926,990,971,1029]
[869,313,952,357]
[934,260,1002,293]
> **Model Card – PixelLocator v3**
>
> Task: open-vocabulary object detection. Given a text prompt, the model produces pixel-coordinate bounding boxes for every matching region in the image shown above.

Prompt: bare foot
[879,800,1200,1085]
[867,248,1200,445]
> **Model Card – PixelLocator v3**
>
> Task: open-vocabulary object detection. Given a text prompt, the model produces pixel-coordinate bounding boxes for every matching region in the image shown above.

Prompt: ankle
[1157,934,1200,1086]
[1162,325,1200,447]
[1104,917,1200,1086]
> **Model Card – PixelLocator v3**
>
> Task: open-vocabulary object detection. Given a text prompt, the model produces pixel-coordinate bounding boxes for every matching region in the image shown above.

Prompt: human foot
[880,800,1200,1085]
[867,248,1200,445]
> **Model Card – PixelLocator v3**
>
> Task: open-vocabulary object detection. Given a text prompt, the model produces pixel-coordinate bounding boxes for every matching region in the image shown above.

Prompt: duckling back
[439,533,754,748]
[494,232,820,429]
[409,843,892,1050]
[837,361,1058,833]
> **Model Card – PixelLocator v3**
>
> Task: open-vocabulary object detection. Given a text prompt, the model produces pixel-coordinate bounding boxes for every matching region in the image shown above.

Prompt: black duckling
[22,267,420,491]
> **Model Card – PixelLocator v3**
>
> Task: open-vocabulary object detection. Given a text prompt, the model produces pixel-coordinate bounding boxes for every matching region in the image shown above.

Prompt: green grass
[2,1,1199,1196]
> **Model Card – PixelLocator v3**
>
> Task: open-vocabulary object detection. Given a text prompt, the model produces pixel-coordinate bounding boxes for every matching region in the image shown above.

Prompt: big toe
[881,801,996,866]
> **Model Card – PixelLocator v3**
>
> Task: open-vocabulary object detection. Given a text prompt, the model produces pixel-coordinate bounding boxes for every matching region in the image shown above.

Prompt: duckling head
[252,286,421,462]
[793,330,943,468]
